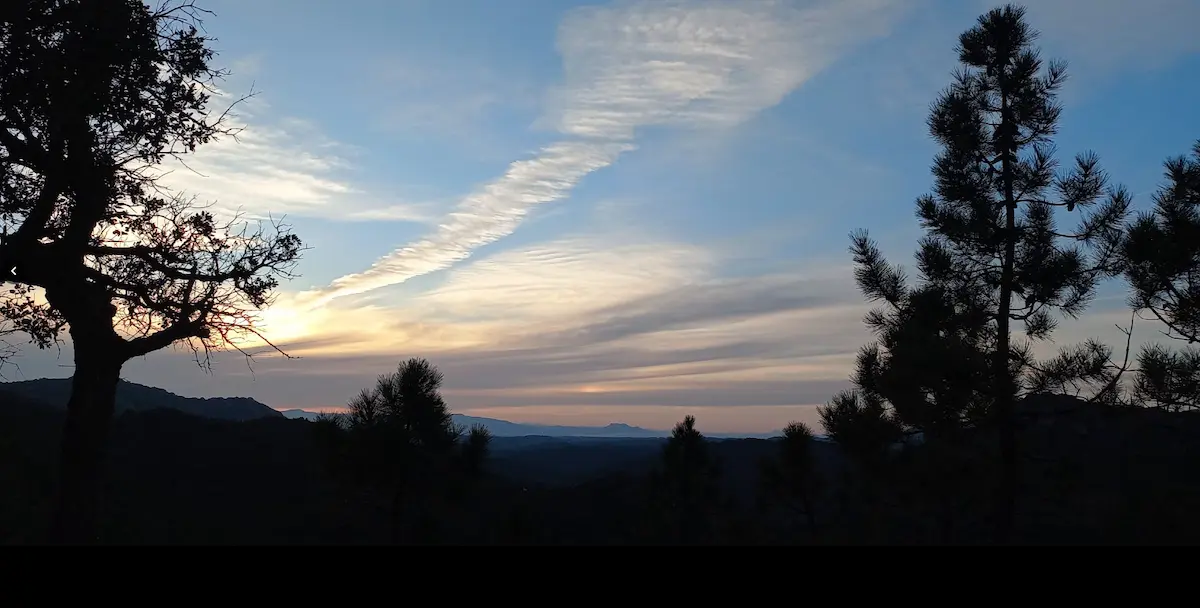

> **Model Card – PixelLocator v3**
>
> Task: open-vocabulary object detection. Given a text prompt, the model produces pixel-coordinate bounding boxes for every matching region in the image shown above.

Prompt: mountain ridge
[1,377,282,422]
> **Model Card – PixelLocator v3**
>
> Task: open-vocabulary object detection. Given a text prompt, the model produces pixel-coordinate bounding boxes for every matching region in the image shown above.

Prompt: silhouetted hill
[1,378,282,422]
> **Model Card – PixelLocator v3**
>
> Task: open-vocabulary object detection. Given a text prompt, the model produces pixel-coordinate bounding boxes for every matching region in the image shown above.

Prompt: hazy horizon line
[273,405,791,435]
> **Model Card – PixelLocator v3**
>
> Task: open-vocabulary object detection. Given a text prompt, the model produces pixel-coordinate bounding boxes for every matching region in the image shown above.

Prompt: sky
[7,0,1200,433]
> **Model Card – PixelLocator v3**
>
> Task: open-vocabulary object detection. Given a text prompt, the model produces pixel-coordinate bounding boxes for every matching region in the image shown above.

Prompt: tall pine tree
[829,5,1130,543]
[1123,141,1200,411]
[650,415,722,544]
[313,358,491,544]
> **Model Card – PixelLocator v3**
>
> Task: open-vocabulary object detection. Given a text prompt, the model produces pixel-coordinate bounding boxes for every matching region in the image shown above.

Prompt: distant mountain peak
[445,413,776,439]
[280,409,325,421]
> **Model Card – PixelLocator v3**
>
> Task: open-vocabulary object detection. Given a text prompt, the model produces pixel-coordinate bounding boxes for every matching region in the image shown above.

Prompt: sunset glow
[11,0,1199,434]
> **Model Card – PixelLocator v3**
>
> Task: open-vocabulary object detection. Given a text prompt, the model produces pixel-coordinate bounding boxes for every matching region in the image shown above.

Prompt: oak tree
[0,0,303,543]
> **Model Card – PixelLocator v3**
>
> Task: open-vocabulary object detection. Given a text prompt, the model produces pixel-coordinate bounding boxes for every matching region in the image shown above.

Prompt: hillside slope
[1,378,282,422]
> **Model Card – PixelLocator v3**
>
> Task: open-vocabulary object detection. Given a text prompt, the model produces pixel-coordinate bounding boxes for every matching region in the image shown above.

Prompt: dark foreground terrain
[0,386,790,544]
[4,386,1200,545]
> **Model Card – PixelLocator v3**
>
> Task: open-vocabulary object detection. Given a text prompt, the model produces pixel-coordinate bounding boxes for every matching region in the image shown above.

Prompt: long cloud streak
[306,0,905,306]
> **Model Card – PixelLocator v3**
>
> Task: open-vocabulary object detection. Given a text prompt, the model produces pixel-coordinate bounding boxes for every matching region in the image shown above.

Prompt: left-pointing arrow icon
[9,267,15,276]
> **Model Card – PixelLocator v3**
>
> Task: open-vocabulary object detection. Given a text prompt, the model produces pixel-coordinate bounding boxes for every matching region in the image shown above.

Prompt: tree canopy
[0,0,302,365]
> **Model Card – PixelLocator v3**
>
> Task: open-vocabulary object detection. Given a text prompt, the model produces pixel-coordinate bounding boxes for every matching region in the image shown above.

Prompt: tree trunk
[390,488,402,544]
[49,345,122,545]
[800,491,818,543]
[995,90,1018,545]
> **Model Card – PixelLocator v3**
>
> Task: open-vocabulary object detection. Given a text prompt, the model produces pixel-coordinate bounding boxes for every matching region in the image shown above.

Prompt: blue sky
[12,0,1200,432]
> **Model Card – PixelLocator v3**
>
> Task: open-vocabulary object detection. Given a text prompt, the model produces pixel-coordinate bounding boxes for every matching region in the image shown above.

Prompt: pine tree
[1123,141,1200,411]
[759,422,823,542]
[315,358,490,543]
[651,415,721,544]
[833,5,1130,543]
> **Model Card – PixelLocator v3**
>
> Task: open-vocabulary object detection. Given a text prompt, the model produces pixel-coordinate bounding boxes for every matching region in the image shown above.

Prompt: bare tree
[0,0,303,543]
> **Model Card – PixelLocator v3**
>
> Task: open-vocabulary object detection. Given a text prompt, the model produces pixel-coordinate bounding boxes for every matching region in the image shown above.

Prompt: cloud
[245,234,716,355]
[306,0,908,305]
[0,228,862,434]
[456,404,826,434]
[340,201,450,222]
[199,229,870,414]
[548,0,902,139]
[565,269,858,346]
[445,377,852,409]
[247,233,873,418]
[307,141,632,305]
[413,236,715,324]
[151,95,437,225]
[22,221,1159,434]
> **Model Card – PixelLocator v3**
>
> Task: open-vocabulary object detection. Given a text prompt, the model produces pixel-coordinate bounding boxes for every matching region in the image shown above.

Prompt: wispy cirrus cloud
[311,140,632,304]
[235,230,870,411]
[152,95,437,225]
[412,236,714,324]
[304,0,909,305]
[249,234,713,355]
[101,231,870,431]
[92,235,1173,432]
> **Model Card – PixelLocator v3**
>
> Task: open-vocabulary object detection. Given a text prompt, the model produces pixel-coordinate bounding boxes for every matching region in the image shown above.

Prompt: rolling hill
[1,378,282,422]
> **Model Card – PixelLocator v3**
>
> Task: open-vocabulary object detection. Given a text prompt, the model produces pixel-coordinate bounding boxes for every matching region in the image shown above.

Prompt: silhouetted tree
[759,422,822,542]
[840,5,1130,542]
[0,317,35,374]
[1123,141,1200,411]
[0,1,303,543]
[315,358,490,544]
[818,390,904,462]
[649,415,722,544]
